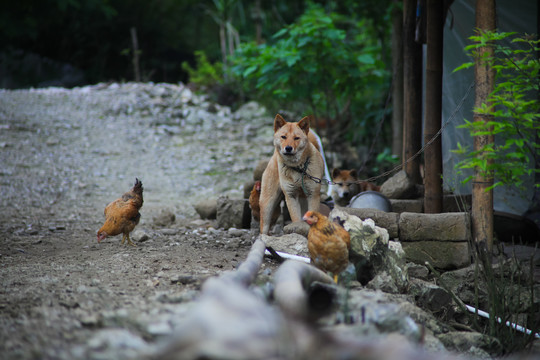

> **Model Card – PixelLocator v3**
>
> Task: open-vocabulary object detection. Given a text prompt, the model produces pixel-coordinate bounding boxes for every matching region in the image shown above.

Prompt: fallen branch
[273,260,335,321]
[220,236,266,287]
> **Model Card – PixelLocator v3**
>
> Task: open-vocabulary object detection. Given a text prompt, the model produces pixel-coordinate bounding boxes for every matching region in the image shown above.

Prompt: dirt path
[0,83,274,359]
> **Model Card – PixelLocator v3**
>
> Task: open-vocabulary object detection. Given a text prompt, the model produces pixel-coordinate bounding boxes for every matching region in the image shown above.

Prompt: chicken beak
[97,233,106,243]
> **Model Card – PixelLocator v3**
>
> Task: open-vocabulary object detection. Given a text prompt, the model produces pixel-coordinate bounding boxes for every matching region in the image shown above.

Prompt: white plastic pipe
[465,304,540,339]
[264,249,310,263]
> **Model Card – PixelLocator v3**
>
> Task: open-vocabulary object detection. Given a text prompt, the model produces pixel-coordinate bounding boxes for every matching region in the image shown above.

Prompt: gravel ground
[0,83,275,359]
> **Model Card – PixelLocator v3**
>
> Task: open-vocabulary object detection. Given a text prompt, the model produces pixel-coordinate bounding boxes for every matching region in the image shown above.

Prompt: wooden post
[403,0,423,184]
[423,0,443,213]
[472,0,496,252]
[391,0,404,158]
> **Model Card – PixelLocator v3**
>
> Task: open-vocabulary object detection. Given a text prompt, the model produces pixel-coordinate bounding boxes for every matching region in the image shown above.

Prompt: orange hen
[97,178,143,246]
[249,180,280,226]
[249,181,262,221]
[303,210,350,283]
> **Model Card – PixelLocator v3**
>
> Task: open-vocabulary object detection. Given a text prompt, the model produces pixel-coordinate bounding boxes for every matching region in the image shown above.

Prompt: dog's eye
[281,135,286,139]
[336,182,343,186]
[294,137,300,140]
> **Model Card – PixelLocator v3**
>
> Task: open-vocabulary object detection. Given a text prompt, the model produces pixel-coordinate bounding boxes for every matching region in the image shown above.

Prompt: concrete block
[402,240,471,270]
[399,212,471,242]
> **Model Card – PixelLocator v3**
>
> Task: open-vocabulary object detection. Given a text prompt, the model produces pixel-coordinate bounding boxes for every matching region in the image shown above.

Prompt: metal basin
[349,191,392,212]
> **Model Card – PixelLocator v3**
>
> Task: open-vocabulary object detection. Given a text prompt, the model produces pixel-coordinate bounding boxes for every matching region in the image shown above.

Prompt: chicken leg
[121,233,137,247]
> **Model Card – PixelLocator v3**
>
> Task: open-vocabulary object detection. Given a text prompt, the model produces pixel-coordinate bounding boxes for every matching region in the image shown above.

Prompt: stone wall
[338,208,472,270]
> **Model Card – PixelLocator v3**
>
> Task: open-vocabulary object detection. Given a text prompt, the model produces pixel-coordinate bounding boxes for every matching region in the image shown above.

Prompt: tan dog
[331,168,380,206]
[259,114,324,234]
[331,168,361,207]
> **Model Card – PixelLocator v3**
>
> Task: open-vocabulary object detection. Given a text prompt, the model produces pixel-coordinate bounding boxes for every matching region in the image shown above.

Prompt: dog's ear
[274,114,287,132]
[298,116,311,135]
[349,169,357,179]
[332,168,341,179]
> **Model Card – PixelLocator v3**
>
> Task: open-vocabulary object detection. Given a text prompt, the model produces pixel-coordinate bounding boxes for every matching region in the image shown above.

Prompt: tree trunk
[402,0,423,184]
[391,0,404,158]
[472,0,496,252]
[130,27,141,82]
[254,0,263,45]
[423,0,444,213]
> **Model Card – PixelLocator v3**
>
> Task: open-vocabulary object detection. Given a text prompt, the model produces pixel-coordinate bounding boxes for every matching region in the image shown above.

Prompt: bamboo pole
[472,0,496,252]
[402,0,423,184]
[423,0,444,213]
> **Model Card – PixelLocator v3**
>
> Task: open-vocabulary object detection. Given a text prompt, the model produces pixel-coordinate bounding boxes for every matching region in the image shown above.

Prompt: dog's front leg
[260,161,282,235]
[260,191,281,234]
[307,190,321,214]
[284,193,303,223]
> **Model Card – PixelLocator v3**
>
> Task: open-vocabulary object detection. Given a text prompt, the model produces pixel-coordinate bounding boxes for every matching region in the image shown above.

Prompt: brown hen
[303,210,350,283]
[97,178,143,246]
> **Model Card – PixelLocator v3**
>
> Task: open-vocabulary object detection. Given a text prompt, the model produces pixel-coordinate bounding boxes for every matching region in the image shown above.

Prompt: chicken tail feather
[133,178,144,196]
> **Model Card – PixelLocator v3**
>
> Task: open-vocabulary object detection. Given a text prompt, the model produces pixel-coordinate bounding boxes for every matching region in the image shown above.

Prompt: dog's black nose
[343,191,349,197]
[285,146,293,153]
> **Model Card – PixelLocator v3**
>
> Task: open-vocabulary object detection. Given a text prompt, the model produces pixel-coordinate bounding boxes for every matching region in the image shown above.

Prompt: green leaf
[357,53,375,65]
[242,65,257,78]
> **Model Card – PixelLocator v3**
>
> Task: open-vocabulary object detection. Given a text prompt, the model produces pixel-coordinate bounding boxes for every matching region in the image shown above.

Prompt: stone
[161,228,179,235]
[399,212,471,242]
[367,272,400,294]
[335,207,399,238]
[380,170,417,199]
[262,233,309,258]
[86,328,149,358]
[437,331,502,356]
[194,198,218,220]
[216,196,251,230]
[233,100,267,121]
[227,228,246,237]
[253,158,269,181]
[331,208,408,292]
[170,274,200,285]
[406,263,430,280]
[131,229,150,242]
[390,199,423,213]
[153,209,176,227]
[346,290,422,343]
[283,221,310,237]
[401,240,471,270]
[408,278,454,318]
[386,241,409,292]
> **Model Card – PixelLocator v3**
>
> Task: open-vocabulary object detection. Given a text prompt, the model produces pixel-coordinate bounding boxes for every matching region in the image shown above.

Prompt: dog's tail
[311,130,332,197]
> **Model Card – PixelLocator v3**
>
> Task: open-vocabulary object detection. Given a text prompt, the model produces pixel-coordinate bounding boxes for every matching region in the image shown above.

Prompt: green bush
[453,31,540,190]
[182,50,223,90]
[229,3,389,147]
